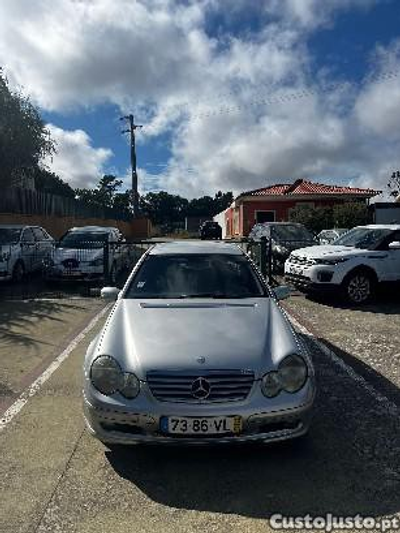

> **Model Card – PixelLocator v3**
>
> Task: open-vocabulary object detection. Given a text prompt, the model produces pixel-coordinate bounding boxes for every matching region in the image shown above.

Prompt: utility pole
[121,114,143,217]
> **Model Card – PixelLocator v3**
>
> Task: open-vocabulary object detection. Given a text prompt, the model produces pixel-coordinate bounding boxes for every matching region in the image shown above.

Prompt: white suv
[285,224,400,304]
[0,225,54,282]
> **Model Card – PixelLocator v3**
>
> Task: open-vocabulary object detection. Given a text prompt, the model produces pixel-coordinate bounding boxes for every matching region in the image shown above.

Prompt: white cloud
[263,0,377,29]
[0,0,398,199]
[43,124,113,189]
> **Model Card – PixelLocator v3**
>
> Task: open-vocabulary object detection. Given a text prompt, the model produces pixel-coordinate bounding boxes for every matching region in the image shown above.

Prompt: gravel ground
[283,292,400,402]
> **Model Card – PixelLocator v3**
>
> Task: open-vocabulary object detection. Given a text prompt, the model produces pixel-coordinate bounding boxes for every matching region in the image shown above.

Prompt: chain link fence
[0,238,279,300]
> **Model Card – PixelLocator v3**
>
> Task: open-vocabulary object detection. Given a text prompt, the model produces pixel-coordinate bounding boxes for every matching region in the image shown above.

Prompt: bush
[289,201,371,232]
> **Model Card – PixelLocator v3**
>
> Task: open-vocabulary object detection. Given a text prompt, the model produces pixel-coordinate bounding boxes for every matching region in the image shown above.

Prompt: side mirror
[101,287,120,300]
[274,285,292,301]
[389,241,400,250]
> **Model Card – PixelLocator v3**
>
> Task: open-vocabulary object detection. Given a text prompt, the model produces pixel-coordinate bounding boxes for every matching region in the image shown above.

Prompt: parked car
[0,224,54,282]
[46,226,129,283]
[318,228,348,245]
[83,240,316,446]
[285,224,400,304]
[249,222,317,272]
[199,220,222,240]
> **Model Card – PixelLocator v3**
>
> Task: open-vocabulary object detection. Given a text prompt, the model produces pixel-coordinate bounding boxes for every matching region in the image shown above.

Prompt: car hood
[54,247,102,263]
[89,298,299,380]
[290,244,371,260]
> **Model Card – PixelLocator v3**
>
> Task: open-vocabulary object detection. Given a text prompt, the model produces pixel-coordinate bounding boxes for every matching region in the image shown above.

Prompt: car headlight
[261,371,282,398]
[261,354,308,398]
[90,355,123,395]
[278,354,308,393]
[120,372,140,399]
[89,257,103,267]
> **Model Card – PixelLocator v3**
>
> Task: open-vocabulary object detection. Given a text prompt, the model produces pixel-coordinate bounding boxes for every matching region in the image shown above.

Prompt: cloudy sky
[1,0,400,199]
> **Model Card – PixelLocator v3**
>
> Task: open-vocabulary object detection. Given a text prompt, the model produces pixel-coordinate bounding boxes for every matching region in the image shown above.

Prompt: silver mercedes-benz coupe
[83,241,315,445]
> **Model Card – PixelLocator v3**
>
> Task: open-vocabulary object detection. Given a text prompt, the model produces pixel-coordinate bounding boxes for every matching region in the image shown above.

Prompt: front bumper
[284,273,340,293]
[46,266,104,282]
[83,383,315,446]
[284,261,348,292]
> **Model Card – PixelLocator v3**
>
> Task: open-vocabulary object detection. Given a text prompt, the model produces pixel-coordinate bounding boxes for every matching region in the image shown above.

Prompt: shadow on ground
[106,335,400,519]
[303,284,400,315]
[0,299,88,349]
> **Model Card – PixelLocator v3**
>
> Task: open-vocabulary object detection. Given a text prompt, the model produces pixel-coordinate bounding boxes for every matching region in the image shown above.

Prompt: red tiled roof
[240,179,380,198]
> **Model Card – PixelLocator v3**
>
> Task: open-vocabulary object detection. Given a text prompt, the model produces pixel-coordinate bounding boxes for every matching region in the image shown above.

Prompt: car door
[383,231,400,282]
[20,227,37,273]
[32,227,54,269]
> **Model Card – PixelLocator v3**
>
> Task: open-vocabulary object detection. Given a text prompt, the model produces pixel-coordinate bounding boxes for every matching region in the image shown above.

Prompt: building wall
[213,210,227,238]
[226,198,354,237]
[0,213,152,240]
[373,203,400,224]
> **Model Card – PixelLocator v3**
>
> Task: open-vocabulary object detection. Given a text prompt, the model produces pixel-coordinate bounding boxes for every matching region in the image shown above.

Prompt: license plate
[64,270,81,277]
[160,416,242,435]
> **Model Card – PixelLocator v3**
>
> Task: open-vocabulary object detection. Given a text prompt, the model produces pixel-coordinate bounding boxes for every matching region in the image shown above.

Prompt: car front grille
[288,255,316,267]
[147,369,255,403]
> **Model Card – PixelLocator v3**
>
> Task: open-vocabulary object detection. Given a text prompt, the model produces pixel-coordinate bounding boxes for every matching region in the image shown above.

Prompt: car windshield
[58,232,108,249]
[0,228,22,244]
[333,228,393,249]
[125,253,266,299]
[272,225,314,241]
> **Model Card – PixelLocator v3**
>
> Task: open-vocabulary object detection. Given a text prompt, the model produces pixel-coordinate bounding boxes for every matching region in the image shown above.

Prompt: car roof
[252,222,305,228]
[356,224,400,231]
[149,240,242,255]
[0,224,28,229]
[68,226,117,233]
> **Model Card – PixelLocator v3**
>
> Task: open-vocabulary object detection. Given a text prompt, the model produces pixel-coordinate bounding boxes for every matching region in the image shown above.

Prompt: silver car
[47,226,128,283]
[83,241,315,445]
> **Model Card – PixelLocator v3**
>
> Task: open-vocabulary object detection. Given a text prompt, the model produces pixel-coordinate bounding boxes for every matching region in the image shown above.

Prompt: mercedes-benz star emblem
[191,377,211,400]
[196,356,206,364]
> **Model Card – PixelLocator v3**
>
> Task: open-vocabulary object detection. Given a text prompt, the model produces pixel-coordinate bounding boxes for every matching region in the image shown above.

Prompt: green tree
[332,202,370,228]
[214,190,234,213]
[388,171,400,198]
[140,191,188,227]
[187,195,215,217]
[0,69,55,187]
[289,201,371,232]
[75,175,124,209]
[289,205,334,233]
[33,167,75,198]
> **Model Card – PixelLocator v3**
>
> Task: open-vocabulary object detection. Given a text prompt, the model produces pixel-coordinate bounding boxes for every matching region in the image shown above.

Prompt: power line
[139,67,400,134]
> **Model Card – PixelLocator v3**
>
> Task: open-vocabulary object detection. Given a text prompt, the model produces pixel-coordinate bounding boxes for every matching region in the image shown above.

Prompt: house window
[255,210,275,223]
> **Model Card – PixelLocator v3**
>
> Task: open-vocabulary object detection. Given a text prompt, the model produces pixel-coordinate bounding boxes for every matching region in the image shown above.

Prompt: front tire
[12,261,25,283]
[342,269,375,304]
